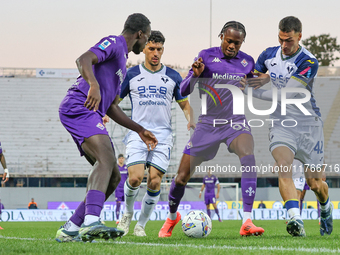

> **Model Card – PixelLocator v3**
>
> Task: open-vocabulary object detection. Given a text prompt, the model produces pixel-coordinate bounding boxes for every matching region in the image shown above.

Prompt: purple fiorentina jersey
[116,164,128,192]
[61,35,128,117]
[181,47,255,124]
[0,142,2,154]
[203,175,219,195]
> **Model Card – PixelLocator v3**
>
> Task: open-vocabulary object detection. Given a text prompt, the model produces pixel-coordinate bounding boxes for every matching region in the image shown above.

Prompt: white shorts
[292,159,305,191]
[269,118,324,167]
[125,140,172,174]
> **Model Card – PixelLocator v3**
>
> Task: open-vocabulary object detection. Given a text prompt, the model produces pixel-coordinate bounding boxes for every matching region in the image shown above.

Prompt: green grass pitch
[0,220,339,254]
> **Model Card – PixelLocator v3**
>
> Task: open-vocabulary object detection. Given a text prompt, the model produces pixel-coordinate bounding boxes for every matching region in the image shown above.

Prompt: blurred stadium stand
[0,67,340,187]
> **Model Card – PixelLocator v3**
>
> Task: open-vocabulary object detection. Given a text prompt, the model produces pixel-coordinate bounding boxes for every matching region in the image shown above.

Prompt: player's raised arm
[106,96,158,150]
[76,51,101,112]
[180,57,205,97]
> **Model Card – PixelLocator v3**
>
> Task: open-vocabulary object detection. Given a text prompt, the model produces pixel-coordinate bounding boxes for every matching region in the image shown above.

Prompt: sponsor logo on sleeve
[98,40,111,50]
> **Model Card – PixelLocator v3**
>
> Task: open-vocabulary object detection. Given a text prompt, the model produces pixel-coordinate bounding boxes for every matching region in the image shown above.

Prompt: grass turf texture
[0,220,339,254]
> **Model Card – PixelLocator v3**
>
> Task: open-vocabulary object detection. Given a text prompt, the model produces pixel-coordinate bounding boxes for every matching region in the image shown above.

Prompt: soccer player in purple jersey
[56,13,158,243]
[0,142,9,183]
[198,168,222,222]
[159,21,264,238]
[115,154,128,223]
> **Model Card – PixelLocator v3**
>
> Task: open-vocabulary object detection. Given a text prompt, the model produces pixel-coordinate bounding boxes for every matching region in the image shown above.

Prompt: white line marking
[0,236,339,253]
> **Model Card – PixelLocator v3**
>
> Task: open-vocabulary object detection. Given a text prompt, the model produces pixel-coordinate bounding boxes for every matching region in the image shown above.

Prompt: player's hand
[216,193,219,199]
[192,57,205,77]
[102,115,110,127]
[139,129,158,151]
[85,84,101,111]
[199,193,202,199]
[2,169,9,183]
[247,71,270,90]
[187,121,196,131]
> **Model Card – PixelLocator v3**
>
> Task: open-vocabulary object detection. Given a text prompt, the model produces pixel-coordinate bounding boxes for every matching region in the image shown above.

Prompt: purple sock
[116,202,121,220]
[69,201,85,227]
[85,190,105,217]
[300,199,303,215]
[169,179,185,213]
[207,209,211,218]
[240,155,257,213]
[317,201,321,218]
[214,208,220,219]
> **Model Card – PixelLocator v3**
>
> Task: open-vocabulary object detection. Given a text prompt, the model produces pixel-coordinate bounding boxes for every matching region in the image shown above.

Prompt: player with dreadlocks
[158,21,265,238]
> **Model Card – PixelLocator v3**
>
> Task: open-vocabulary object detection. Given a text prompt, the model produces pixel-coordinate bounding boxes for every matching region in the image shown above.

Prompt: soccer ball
[181,210,212,238]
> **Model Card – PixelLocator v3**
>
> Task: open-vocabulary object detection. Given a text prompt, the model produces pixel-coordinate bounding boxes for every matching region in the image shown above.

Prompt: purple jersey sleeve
[0,142,2,154]
[180,51,205,96]
[89,37,119,63]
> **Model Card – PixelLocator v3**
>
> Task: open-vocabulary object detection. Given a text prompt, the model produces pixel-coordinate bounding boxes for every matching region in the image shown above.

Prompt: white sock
[168,212,177,220]
[243,212,252,223]
[124,180,140,214]
[84,215,99,226]
[137,190,160,228]
[320,198,330,211]
[64,220,80,231]
[288,208,301,220]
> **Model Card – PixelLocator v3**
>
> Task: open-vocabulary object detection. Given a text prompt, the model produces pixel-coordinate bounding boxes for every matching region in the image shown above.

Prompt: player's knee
[276,158,291,168]
[306,178,321,193]
[129,176,143,187]
[175,174,189,186]
[148,178,161,190]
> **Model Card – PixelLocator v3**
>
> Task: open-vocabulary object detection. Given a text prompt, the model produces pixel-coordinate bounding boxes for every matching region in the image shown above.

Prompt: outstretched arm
[76,51,101,112]
[106,96,158,150]
[178,100,196,130]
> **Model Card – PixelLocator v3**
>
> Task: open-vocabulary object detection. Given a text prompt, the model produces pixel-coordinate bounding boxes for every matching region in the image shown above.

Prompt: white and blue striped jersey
[255,45,320,122]
[120,63,188,145]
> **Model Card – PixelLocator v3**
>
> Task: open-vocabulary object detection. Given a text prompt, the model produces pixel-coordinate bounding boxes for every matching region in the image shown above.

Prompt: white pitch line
[0,236,339,254]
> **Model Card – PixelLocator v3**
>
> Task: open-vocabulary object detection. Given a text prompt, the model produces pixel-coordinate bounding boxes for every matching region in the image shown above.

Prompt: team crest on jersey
[98,40,111,50]
[161,77,169,83]
[241,59,248,67]
[96,123,105,130]
[109,37,116,43]
[287,66,294,74]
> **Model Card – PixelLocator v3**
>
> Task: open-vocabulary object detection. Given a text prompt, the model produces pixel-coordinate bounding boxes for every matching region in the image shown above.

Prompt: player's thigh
[228,133,254,157]
[272,146,295,178]
[146,143,172,175]
[82,134,115,163]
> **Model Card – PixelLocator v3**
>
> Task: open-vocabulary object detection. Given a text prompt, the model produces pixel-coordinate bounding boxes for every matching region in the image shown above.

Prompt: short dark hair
[219,21,246,40]
[118,154,124,158]
[279,16,302,33]
[148,30,165,44]
[123,13,151,34]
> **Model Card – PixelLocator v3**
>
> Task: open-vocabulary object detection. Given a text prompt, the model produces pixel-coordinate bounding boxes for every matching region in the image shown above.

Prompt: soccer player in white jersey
[118,31,195,236]
[241,16,332,236]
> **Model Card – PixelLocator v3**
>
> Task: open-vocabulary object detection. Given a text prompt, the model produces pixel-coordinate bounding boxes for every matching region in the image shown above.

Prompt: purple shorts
[183,122,252,161]
[115,190,124,202]
[204,193,216,205]
[59,93,111,156]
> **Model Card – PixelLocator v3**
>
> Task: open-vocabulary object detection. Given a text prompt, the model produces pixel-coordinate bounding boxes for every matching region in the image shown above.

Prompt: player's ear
[219,33,223,41]
[298,32,302,41]
[137,30,143,39]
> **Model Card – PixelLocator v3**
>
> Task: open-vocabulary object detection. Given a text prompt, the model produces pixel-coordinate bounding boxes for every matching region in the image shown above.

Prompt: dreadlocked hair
[219,21,246,41]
